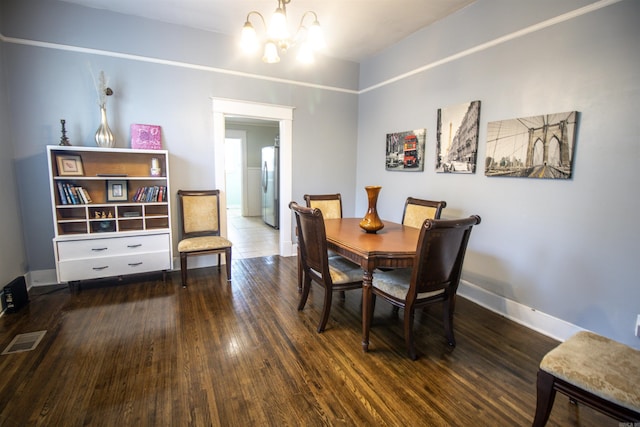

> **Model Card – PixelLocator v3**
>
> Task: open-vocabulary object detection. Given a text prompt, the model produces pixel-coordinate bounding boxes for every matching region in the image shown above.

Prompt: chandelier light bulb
[296,41,314,64]
[308,21,326,50]
[241,21,259,53]
[268,7,289,40]
[263,41,280,63]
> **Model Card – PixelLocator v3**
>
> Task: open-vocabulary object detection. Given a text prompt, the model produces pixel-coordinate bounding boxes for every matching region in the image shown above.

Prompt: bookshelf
[46,146,173,284]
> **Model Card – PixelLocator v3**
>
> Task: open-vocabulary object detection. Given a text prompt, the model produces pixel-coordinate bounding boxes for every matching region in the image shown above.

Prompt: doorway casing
[212,98,294,257]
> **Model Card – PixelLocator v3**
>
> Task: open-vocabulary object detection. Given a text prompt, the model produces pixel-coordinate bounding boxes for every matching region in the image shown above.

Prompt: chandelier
[241,0,326,64]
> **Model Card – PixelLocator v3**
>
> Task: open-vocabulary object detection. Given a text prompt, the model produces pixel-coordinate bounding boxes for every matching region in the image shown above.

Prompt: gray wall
[356,0,640,347]
[0,35,28,286]
[0,0,359,272]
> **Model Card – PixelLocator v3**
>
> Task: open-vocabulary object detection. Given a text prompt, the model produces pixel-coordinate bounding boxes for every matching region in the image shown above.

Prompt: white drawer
[58,250,171,282]
[57,233,170,261]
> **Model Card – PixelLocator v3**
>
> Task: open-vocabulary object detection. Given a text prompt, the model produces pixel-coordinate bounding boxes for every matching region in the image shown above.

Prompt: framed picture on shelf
[56,155,84,176]
[106,180,128,202]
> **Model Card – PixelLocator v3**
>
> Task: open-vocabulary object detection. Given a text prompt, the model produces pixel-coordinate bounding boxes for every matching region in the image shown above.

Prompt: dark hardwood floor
[0,256,613,426]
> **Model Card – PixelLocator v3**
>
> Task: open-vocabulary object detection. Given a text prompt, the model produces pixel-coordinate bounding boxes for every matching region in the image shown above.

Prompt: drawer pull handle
[128,262,143,267]
[127,244,142,248]
[92,266,109,271]
[91,247,108,252]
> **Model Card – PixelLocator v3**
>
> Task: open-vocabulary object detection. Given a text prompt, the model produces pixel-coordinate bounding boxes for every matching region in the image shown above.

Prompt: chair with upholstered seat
[366,215,481,360]
[289,201,363,333]
[177,190,232,287]
[297,193,343,291]
[401,197,447,228]
[304,193,343,219]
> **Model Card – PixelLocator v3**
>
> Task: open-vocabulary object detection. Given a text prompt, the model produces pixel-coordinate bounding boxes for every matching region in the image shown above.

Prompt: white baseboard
[458,279,583,343]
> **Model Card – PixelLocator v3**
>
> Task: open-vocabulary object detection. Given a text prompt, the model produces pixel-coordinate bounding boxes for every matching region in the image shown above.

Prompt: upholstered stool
[532,331,640,426]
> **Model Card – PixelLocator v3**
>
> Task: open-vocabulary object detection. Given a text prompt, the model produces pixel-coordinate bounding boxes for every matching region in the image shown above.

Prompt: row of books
[57,182,92,205]
[132,186,167,203]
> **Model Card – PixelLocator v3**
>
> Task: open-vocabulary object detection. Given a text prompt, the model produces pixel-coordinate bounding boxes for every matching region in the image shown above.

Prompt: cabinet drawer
[58,251,171,282]
[57,233,170,260]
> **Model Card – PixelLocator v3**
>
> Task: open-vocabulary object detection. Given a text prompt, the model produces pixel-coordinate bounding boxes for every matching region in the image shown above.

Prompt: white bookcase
[46,145,173,285]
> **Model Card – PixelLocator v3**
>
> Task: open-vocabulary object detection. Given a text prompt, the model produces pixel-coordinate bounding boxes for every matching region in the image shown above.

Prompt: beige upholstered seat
[367,215,481,360]
[533,331,640,425]
[290,201,363,333]
[401,197,447,228]
[177,190,232,286]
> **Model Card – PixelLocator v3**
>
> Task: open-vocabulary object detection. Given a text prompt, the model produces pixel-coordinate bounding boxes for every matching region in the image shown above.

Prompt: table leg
[362,268,373,352]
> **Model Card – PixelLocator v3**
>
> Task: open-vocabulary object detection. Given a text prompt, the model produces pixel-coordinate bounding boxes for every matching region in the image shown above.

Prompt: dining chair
[289,201,363,333]
[366,215,481,360]
[401,197,447,228]
[297,193,344,291]
[303,193,343,219]
[177,190,232,287]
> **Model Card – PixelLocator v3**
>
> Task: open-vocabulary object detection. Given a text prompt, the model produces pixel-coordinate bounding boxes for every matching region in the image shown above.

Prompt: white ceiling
[60,0,476,62]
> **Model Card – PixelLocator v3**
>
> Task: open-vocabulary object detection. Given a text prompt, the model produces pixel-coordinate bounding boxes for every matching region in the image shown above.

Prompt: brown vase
[359,186,384,233]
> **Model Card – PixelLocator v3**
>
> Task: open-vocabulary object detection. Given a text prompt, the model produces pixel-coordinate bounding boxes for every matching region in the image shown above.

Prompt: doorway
[224,126,280,259]
[212,98,294,258]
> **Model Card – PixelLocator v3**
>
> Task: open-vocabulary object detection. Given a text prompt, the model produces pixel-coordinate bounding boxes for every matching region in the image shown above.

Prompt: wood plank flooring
[0,256,613,426]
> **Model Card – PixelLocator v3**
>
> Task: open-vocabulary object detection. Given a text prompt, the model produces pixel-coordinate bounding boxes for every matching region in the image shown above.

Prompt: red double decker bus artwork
[403,134,419,168]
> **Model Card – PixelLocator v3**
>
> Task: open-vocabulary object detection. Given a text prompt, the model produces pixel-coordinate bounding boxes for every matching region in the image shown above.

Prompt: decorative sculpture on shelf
[59,119,71,146]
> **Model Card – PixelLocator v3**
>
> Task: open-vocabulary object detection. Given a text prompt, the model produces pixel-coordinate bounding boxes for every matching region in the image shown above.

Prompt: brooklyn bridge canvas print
[485,111,578,179]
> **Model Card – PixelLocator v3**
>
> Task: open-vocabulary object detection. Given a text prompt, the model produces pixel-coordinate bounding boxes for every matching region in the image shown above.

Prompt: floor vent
[1,330,46,355]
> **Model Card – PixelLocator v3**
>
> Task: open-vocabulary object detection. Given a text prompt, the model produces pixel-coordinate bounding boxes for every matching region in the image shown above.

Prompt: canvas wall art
[485,111,577,179]
[385,128,426,171]
[436,100,481,174]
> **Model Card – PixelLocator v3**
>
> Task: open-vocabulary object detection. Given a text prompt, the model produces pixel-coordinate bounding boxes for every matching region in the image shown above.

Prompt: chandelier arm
[245,11,267,29]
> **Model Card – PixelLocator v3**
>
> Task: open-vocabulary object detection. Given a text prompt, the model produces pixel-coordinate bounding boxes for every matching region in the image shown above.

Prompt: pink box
[130,124,162,150]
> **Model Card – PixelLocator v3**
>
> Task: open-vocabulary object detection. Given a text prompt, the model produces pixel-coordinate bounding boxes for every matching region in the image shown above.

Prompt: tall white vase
[95,106,115,148]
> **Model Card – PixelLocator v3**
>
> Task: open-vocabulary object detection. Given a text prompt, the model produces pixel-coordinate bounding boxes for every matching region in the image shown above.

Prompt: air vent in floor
[1,330,46,355]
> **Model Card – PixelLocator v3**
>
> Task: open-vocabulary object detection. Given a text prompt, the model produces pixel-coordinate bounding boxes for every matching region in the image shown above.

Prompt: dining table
[323,218,420,351]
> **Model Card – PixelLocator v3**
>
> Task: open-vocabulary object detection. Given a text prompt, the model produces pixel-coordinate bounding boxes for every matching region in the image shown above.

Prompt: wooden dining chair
[297,193,343,291]
[401,197,447,228]
[289,201,363,333]
[177,190,232,287]
[366,215,481,360]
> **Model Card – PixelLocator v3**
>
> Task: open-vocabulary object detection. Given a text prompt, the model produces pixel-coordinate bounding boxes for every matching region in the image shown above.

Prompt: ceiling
[60,0,476,62]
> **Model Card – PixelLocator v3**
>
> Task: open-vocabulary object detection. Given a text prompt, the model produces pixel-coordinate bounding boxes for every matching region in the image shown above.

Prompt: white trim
[0,0,620,95]
[212,98,295,257]
[458,279,585,343]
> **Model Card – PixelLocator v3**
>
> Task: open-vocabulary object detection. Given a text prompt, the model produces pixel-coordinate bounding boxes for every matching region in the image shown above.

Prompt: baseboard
[458,279,583,343]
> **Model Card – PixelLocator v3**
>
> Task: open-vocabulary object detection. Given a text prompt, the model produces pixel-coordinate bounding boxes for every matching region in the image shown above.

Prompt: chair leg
[180,253,188,288]
[225,248,232,282]
[217,253,222,271]
[298,274,311,311]
[532,370,557,427]
[317,286,334,333]
[297,247,303,292]
[443,296,456,347]
[404,307,418,360]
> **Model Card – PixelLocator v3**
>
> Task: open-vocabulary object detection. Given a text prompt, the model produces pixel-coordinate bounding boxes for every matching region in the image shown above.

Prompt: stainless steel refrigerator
[261,142,279,229]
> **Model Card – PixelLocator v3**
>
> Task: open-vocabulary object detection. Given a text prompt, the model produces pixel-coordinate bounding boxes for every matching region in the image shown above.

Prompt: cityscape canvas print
[385,128,426,171]
[436,100,481,174]
[485,111,577,179]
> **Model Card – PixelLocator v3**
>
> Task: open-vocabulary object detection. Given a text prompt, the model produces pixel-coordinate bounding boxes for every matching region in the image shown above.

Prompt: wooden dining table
[323,218,420,351]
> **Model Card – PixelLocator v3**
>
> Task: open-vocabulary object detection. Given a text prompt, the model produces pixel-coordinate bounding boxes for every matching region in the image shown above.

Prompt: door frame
[213,98,294,257]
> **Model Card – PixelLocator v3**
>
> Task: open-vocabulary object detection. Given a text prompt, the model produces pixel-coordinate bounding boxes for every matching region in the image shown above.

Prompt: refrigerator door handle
[262,161,268,192]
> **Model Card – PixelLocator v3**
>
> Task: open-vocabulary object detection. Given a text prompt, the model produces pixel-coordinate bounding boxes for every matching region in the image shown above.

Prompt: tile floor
[226,208,279,259]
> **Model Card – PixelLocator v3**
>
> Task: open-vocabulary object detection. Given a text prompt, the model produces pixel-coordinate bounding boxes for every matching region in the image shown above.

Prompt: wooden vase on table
[359,186,384,233]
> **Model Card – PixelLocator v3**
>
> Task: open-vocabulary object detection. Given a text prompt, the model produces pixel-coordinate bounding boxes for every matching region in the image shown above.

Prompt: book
[57,182,68,205]
[130,124,162,150]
